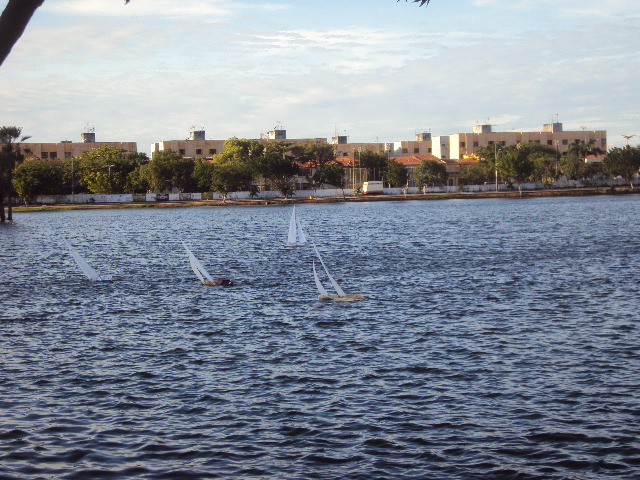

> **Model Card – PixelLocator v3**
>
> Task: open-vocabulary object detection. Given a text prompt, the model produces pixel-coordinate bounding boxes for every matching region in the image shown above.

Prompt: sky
[1,0,639,155]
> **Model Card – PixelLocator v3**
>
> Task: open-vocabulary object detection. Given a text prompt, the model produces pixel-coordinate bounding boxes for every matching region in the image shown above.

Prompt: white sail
[296,218,307,244]
[188,256,206,283]
[63,239,111,281]
[312,260,329,297]
[182,241,214,283]
[287,206,307,245]
[288,206,298,244]
[312,243,346,297]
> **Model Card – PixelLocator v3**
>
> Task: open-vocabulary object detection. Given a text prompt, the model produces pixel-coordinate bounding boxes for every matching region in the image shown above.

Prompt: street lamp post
[555,140,560,181]
[494,143,499,192]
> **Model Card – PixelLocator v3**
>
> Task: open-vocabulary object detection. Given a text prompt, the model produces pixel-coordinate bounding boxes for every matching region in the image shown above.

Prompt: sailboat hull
[319,294,364,302]
[203,278,233,287]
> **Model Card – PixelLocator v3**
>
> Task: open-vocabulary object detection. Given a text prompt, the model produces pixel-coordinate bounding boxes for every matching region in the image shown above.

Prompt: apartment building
[436,123,607,160]
[21,132,137,160]
[151,128,327,160]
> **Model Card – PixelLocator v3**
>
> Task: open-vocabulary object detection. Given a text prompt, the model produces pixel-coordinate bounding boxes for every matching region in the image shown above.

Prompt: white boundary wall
[31,176,637,204]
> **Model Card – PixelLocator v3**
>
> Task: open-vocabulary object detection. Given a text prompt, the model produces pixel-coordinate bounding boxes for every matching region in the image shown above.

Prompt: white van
[362,181,384,194]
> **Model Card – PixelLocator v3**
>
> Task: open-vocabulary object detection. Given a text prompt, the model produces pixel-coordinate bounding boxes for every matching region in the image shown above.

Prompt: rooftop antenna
[84,123,94,133]
[622,134,637,145]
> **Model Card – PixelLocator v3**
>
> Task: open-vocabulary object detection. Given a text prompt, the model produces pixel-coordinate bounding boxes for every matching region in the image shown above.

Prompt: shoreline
[7,186,639,213]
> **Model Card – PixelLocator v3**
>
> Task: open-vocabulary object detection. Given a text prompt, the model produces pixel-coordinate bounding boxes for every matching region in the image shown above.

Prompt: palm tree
[0,126,31,222]
[566,139,597,160]
[1,1,431,68]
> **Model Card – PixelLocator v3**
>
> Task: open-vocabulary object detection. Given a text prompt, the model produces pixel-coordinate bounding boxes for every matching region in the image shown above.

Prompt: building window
[500,141,506,146]
[562,139,568,145]
[24,148,32,154]
[65,152,71,159]
[342,152,348,157]
[473,141,478,147]
[179,149,185,155]
[488,141,494,145]
[42,152,48,159]
[209,149,216,155]
[460,142,466,148]
[547,140,553,145]
[428,148,432,153]
[196,149,202,155]
[402,148,408,154]
[414,147,419,153]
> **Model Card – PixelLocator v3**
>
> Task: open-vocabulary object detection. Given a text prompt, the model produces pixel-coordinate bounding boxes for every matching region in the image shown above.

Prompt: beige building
[151,128,327,160]
[331,132,434,159]
[22,132,137,160]
[435,123,607,160]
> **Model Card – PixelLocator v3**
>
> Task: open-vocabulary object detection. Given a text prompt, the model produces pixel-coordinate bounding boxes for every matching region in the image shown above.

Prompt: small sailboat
[312,243,363,302]
[63,238,112,281]
[287,206,307,246]
[182,241,232,286]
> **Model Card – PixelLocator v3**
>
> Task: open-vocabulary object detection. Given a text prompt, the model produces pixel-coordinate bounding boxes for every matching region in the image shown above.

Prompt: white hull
[319,294,364,302]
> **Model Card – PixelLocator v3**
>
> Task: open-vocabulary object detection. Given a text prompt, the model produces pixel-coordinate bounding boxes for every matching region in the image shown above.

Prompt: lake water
[1,196,639,479]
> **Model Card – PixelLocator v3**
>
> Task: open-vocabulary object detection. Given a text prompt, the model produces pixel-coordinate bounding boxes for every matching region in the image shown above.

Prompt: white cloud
[42,0,290,19]
[2,0,638,152]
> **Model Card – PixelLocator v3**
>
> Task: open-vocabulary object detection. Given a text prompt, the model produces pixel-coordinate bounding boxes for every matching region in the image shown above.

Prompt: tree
[12,158,65,204]
[0,1,427,68]
[495,143,536,195]
[560,152,587,181]
[384,159,409,187]
[209,162,253,201]
[290,140,335,169]
[459,160,494,186]
[567,139,597,159]
[322,163,347,199]
[192,159,216,192]
[531,151,558,183]
[603,146,640,188]
[139,150,195,193]
[0,126,30,222]
[358,151,388,182]
[75,145,148,194]
[250,141,299,196]
[412,160,447,189]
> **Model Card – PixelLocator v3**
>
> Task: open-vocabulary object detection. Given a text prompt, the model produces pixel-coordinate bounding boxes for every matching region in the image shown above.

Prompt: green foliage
[603,146,640,187]
[210,162,253,198]
[384,159,409,187]
[560,153,586,181]
[495,143,537,193]
[412,160,447,188]
[140,150,195,192]
[250,141,299,196]
[321,163,346,189]
[531,152,558,182]
[12,158,65,202]
[459,160,494,186]
[215,138,264,166]
[75,145,148,194]
[290,140,336,168]
[192,159,216,191]
[357,151,388,181]
[0,126,30,221]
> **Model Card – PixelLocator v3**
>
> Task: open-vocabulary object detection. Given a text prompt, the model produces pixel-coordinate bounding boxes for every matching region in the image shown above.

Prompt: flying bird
[399,0,431,5]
